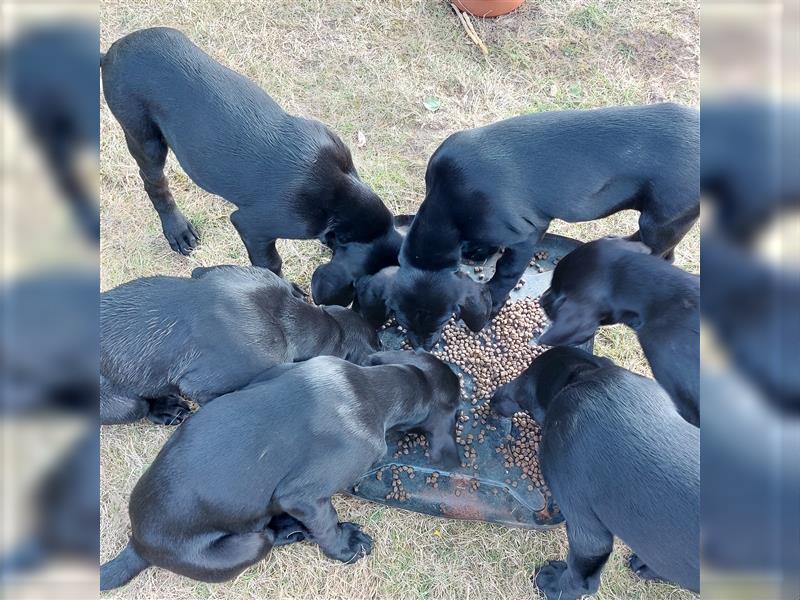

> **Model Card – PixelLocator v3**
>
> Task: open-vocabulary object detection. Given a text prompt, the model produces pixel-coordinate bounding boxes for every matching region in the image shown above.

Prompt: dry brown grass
[100,1,699,598]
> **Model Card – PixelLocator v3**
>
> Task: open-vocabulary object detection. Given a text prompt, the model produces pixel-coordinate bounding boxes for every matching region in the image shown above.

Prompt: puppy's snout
[540,289,555,318]
[491,387,519,417]
[429,434,460,470]
[406,331,439,351]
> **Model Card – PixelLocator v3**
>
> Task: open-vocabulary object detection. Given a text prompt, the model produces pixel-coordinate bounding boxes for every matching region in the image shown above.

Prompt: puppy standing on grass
[492,347,700,598]
[100,352,461,590]
[538,237,700,425]
[101,27,406,306]
[374,103,698,349]
[101,265,379,425]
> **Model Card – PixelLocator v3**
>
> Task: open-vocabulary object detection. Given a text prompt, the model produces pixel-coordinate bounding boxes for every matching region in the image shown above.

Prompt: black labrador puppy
[354,265,492,347]
[492,347,699,598]
[376,103,699,348]
[538,237,700,425]
[99,351,461,590]
[101,265,378,425]
[101,27,404,305]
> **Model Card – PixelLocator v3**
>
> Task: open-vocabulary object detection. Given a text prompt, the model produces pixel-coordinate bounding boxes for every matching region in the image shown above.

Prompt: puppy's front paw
[628,554,664,583]
[339,522,373,564]
[147,394,192,426]
[533,560,568,600]
[161,212,199,256]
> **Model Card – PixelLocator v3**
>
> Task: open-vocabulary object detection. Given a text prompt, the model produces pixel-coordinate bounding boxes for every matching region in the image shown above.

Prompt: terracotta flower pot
[453,0,525,18]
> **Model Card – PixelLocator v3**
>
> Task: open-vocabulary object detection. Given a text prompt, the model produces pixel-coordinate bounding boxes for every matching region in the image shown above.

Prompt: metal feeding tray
[349,234,592,529]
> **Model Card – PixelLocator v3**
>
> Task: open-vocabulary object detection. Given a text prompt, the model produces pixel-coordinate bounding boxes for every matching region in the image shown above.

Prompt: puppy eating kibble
[101,27,406,306]
[99,352,460,590]
[539,237,700,425]
[492,347,699,598]
[101,265,379,425]
[386,103,699,347]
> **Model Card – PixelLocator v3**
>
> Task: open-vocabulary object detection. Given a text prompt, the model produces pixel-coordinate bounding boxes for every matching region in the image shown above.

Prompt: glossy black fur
[100,27,403,305]
[387,104,699,346]
[99,352,461,590]
[539,237,700,425]
[492,347,700,598]
[100,266,379,425]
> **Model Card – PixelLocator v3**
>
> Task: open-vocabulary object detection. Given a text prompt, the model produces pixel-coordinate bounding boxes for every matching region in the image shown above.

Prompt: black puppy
[354,266,492,349]
[538,237,700,425]
[101,265,378,425]
[101,27,403,305]
[100,352,461,590]
[379,103,699,347]
[492,347,699,598]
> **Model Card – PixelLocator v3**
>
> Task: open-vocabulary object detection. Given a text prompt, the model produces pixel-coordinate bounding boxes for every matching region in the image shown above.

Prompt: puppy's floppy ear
[455,272,492,332]
[311,261,355,307]
[538,297,599,346]
[354,267,397,328]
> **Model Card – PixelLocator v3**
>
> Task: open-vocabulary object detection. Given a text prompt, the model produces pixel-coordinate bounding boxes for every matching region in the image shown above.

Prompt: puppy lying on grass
[101,265,379,425]
[100,351,460,590]
[492,347,699,598]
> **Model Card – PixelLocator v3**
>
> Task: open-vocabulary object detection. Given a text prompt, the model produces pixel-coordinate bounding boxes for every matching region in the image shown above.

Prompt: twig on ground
[450,3,489,55]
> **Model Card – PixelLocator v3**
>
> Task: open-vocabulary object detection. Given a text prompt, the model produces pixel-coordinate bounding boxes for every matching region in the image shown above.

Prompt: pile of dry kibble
[380,293,557,504]
[435,297,553,499]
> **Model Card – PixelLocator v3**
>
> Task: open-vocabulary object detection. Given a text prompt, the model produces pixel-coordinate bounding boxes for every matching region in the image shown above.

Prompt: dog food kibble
[376,297,558,514]
[433,298,549,399]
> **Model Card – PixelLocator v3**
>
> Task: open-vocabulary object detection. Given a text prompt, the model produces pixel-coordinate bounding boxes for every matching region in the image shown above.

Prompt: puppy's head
[322,305,381,365]
[312,260,356,307]
[492,347,610,422]
[311,214,414,307]
[388,267,492,350]
[538,237,650,346]
[369,350,461,469]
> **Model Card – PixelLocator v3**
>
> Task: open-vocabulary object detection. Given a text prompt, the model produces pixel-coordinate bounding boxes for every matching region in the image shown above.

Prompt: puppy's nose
[491,392,516,417]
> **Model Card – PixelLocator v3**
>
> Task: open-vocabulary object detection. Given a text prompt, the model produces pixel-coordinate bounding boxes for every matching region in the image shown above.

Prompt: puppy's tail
[100,541,149,591]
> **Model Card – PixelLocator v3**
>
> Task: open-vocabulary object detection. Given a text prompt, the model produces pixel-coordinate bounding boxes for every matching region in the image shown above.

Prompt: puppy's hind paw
[340,522,373,564]
[628,554,665,583]
[533,560,568,600]
[147,394,192,426]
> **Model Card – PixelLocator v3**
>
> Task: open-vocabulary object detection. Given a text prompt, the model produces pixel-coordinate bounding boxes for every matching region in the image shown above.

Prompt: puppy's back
[131,357,384,536]
[100,267,293,391]
[101,275,196,388]
[544,368,699,590]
